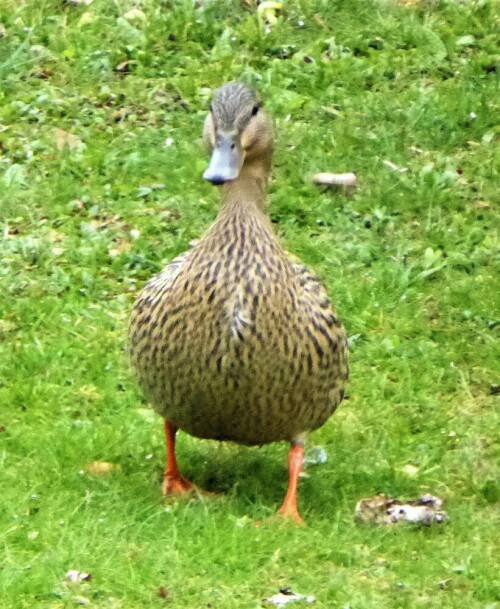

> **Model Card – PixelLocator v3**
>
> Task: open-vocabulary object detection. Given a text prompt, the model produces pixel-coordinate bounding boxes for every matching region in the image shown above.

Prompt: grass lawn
[0,0,498,607]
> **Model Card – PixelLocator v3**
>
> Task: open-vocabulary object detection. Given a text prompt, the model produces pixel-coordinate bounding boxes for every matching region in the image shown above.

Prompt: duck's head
[203,82,273,186]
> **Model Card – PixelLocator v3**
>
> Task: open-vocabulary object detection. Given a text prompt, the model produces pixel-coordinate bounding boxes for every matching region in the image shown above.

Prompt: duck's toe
[162,473,197,495]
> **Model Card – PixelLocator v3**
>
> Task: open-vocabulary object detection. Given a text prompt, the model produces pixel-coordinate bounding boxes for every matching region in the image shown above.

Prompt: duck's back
[129,203,348,445]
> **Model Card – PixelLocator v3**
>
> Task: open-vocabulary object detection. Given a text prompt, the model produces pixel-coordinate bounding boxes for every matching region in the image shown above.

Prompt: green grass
[0,0,499,607]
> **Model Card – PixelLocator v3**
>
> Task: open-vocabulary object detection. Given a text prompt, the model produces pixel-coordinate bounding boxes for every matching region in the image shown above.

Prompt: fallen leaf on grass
[112,107,129,122]
[355,494,447,525]
[257,2,283,29]
[0,320,18,335]
[265,588,315,607]
[78,385,101,401]
[115,61,131,73]
[474,200,491,210]
[123,8,146,21]
[136,408,156,423]
[85,462,120,476]
[157,586,169,599]
[234,515,252,528]
[312,172,357,187]
[108,238,132,258]
[66,570,92,583]
[77,12,94,27]
[3,163,26,187]
[401,463,419,476]
[54,128,85,152]
[383,159,408,173]
[456,34,476,47]
[438,578,453,589]
[68,198,85,212]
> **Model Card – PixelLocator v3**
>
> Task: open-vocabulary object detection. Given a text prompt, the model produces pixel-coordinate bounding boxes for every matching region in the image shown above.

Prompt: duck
[129,82,348,523]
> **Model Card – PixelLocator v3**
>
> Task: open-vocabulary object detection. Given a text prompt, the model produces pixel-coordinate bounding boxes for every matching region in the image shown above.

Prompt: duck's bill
[203,136,244,185]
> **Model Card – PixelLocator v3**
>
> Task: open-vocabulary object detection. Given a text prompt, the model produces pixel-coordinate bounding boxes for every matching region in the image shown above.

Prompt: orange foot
[275,442,306,524]
[278,503,304,525]
[254,507,304,527]
[162,474,196,496]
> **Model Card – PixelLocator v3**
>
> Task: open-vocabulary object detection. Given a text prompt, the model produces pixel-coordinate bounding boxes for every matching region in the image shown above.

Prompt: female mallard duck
[129,82,348,523]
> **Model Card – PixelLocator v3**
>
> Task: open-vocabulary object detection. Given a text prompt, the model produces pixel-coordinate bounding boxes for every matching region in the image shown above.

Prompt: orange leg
[162,421,195,495]
[278,442,305,524]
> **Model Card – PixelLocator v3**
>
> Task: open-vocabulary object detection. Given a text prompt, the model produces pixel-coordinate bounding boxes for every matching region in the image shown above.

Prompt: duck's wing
[129,250,191,344]
[290,262,334,313]
[290,260,348,377]
[139,250,191,297]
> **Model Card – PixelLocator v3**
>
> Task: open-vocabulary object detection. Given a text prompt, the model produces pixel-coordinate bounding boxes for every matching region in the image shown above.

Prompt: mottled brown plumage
[129,82,348,521]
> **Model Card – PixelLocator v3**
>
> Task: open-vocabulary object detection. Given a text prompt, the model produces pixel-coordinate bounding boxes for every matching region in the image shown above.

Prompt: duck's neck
[220,158,271,215]
[202,157,278,253]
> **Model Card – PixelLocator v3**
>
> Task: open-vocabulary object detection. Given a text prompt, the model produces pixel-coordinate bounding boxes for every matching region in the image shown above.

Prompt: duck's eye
[251,104,260,116]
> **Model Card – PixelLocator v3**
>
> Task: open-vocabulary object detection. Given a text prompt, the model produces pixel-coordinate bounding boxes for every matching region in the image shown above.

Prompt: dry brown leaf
[85,461,120,476]
[108,238,132,258]
[34,68,53,79]
[48,229,65,242]
[77,12,94,27]
[112,107,129,122]
[124,8,146,21]
[257,2,283,27]
[115,61,130,73]
[0,320,18,334]
[78,385,101,401]
[313,13,327,27]
[474,200,491,210]
[54,128,84,151]
[157,586,169,599]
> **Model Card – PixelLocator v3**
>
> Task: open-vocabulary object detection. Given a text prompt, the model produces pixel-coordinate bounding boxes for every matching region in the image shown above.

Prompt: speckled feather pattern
[129,84,348,446]
[130,200,348,445]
